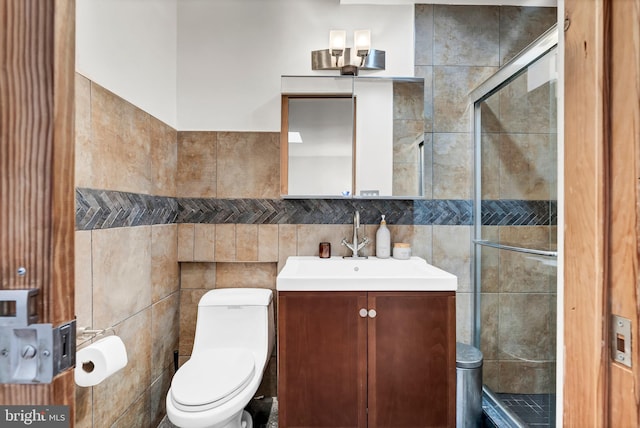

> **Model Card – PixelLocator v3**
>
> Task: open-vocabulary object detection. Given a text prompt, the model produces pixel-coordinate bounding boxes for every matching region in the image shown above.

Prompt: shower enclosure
[470,26,558,427]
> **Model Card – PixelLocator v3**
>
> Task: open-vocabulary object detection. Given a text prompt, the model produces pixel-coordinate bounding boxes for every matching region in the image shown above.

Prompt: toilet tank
[191,288,274,366]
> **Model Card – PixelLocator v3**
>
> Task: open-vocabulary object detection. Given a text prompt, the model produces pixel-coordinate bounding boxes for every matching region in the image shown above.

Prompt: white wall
[76,0,414,131]
[76,0,178,127]
[177,0,414,131]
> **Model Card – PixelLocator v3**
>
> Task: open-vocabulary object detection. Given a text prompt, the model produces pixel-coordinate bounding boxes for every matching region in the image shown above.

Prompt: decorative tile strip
[176,198,474,225]
[76,188,178,230]
[481,199,557,226]
[75,188,556,230]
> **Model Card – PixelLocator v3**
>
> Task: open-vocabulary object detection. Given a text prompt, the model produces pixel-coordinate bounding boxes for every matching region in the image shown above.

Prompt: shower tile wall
[74,74,179,428]
[415,4,557,346]
[476,14,558,394]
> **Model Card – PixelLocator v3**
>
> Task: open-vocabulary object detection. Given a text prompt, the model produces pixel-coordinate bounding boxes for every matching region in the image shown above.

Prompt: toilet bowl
[166,288,275,428]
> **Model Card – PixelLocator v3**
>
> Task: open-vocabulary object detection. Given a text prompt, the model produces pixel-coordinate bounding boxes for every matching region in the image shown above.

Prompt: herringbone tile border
[75,188,556,230]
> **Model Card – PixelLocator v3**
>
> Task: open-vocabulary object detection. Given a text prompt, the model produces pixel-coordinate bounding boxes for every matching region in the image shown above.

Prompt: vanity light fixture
[329,30,346,68]
[312,29,385,75]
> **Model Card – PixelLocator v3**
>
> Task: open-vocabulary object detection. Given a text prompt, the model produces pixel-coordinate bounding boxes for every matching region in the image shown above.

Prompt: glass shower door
[472,29,558,427]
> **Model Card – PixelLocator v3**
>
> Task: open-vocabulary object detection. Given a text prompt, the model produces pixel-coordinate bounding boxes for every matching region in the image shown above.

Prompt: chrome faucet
[341,210,369,259]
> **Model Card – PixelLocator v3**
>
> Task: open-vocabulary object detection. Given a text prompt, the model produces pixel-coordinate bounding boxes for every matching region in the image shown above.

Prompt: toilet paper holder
[0,289,76,384]
[78,326,116,338]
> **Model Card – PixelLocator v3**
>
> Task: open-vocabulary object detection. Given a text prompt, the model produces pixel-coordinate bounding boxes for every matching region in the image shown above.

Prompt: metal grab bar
[473,239,557,258]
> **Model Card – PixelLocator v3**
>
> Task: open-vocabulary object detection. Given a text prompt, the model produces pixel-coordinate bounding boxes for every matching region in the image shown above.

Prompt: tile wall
[477,34,558,394]
[414,4,557,347]
[73,4,556,425]
[74,74,179,428]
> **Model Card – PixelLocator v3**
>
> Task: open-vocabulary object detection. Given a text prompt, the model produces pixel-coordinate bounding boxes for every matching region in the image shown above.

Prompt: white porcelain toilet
[166,288,275,428]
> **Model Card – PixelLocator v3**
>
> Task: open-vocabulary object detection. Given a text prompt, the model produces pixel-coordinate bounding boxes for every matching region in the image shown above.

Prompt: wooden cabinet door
[367,292,456,428]
[278,291,368,428]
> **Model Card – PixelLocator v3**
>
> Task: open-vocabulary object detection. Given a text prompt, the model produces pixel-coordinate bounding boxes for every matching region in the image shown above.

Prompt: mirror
[281,76,424,198]
[285,96,354,196]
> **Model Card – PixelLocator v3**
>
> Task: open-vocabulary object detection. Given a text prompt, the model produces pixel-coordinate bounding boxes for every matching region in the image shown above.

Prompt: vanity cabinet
[277,291,456,428]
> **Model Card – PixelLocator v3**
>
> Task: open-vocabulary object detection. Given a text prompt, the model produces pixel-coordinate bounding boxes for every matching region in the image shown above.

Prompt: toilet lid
[171,348,255,410]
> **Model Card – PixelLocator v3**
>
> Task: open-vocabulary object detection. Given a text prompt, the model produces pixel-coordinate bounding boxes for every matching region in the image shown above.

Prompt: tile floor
[496,393,555,427]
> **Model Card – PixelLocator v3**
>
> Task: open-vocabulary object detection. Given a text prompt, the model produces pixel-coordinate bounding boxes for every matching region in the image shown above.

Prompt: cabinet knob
[359,308,368,318]
[368,309,377,318]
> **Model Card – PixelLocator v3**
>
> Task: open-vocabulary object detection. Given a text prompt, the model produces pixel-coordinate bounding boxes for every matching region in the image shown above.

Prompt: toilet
[166,288,275,428]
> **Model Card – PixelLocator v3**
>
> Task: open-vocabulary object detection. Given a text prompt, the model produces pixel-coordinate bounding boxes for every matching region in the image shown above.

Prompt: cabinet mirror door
[281,95,355,197]
[280,76,425,198]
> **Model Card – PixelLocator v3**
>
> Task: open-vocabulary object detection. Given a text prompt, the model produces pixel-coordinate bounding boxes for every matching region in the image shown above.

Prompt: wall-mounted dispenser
[0,289,75,384]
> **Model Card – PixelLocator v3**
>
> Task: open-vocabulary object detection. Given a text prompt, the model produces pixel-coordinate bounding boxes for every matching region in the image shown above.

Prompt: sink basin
[276,256,457,291]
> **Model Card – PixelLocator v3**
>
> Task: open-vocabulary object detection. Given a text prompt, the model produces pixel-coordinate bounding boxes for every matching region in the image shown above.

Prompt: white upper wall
[81,1,558,131]
[76,0,178,127]
[176,0,414,131]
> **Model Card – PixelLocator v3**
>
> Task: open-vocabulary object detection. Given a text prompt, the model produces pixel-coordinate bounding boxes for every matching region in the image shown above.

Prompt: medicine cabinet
[280,76,425,198]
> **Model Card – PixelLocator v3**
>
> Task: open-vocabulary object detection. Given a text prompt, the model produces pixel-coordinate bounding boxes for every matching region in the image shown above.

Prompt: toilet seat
[170,348,255,412]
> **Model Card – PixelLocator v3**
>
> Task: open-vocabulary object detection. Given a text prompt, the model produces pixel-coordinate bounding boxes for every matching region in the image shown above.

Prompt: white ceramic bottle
[376,215,391,258]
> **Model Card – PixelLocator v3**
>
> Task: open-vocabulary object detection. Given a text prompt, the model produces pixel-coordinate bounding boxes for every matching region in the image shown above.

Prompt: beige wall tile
[479,226,500,293]
[180,263,216,289]
[177,131,217,198]
[111,390,150,428]
[498,293,554,362]
[75,231,92,336]
[216,262,277,289]
[433,5,499,66]
[480,132,501,200]
[278,225,297,268]
[480,293,499,360]
[456,292,473,344]
[194,224,215,261]
[498,360,555,394]
[499,226,556,292]
[177,223,194,262]
[215,224,236,261]
[91,83,152,194]
[74,381,92,428]
[385,224,433,262]
[296,224,354,257]
[216,132,280,198]
[414,67,434,134]
[75,73,92,188]
[92,226,152,329]
[432,225,472,292]
[179,289,208,356]
[150,117,178,197]
[150,368,174,427]
[499,6,557,65]
[152,225,179,303]
[482,360,500,392]
[415,4,434,66]
[433,132,473,199]
[92,308,152,427]
[236,224,258,261]
[433,66,496,133]
[499,133,554,200]
[151,292,180,380]
[499,73,553,134]
[258,224,279,262]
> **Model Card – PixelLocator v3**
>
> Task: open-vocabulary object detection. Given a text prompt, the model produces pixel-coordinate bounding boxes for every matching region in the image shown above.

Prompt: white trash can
[456,342,483,428]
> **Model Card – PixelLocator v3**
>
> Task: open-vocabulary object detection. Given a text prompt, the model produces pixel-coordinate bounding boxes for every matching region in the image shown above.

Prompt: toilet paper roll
[74,335,128,387]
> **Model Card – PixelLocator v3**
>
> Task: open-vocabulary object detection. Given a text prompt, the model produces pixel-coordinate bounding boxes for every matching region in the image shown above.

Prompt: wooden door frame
[564,0,640,425]
[0,0,75,415]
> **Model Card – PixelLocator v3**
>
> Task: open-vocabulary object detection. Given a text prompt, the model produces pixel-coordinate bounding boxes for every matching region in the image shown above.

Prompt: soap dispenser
[376,215,391,258]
